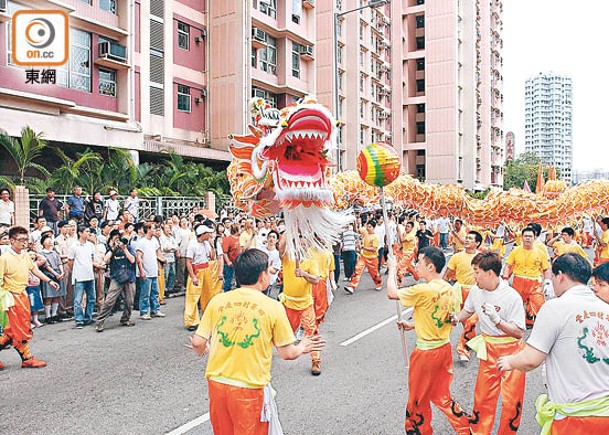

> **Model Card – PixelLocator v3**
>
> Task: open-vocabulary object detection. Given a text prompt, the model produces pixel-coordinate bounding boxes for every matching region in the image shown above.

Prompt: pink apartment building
[393,0,504,189]
[0,0,503,190]
[0,0,226,168]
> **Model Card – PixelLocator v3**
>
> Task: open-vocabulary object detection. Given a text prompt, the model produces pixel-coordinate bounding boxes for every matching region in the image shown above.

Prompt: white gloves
[482,302,501,325]
[543,279,555,299]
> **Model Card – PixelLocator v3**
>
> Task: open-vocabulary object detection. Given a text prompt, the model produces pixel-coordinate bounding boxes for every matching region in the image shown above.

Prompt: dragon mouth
[262,108,334,201]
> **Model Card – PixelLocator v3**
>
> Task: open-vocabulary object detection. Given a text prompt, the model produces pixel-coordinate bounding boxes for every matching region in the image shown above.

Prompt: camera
[119,237,129,245]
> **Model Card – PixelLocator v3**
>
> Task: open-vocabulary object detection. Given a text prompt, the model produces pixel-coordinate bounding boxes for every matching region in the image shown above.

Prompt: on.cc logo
[25,18,56,49]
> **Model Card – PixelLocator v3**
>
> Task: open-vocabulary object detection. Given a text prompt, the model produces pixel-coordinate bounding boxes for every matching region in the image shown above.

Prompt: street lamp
[334,0,388,171]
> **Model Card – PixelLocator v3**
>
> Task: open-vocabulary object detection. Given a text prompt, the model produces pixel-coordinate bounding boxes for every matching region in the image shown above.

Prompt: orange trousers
[312,278,329,325]
[0,292,34,361]
[284,304,321,363]
[512,276,545,328]
[207,379,268,435]
[349,256,382,289]
[470,340,526,434]
[456,286,478,359]
[551,416,609,434]
[405,343,471,435]
[398,250,419,283]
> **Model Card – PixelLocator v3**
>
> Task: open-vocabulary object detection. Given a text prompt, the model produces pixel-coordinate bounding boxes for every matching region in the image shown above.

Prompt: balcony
[302,0,315,9]
[96,41,129,69]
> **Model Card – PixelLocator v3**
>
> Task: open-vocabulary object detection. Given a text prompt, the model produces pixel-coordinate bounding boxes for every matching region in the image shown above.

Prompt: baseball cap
[109,189,118,196]
[39,226,53,234]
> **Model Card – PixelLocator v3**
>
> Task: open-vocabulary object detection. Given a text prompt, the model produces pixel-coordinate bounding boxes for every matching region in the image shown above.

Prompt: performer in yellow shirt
[190,249,324,435]
[595,217,609,266]
[278,236,323,376]
[345,220,383,293]
[310,248,335,325]
[451,219,468,253]
[387,246,470,435]
[0,226,60,369]
[503,227,551,328]
[546,227,589,260]
[444,231,482,362]
[397,221,419,284]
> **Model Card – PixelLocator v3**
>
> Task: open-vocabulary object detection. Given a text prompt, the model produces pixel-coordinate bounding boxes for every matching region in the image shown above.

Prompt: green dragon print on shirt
[216,315,262,349]
[577,326,609,364]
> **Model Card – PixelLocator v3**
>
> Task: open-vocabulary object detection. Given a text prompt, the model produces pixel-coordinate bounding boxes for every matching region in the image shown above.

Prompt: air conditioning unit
[194,36,202,43]
[98,41,127,63]
[201,88,207,98]
[201,29,207,39]
[194,97,202,105]
[299,45,313,57]
[252,27,266,42]
[0,0,7,13]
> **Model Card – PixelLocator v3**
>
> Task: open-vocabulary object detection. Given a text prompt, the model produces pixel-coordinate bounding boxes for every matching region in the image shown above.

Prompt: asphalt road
[1,263,547,435]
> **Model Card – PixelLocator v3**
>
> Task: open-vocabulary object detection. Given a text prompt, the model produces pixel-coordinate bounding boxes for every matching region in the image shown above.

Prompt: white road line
[166,413,210,435]
[340,308,413,347]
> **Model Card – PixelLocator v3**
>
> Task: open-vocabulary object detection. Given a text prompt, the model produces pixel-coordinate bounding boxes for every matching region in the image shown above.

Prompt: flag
[523,180,532,192]
[536,165,545,193]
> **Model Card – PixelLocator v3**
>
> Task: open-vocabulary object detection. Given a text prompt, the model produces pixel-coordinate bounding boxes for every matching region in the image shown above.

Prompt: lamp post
[334,0,388,171]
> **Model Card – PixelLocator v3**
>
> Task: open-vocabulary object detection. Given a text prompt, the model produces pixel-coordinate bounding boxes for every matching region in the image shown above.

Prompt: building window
[338,71,344,91]
[338,45,343,64]
[416,0,425,4]
[416,58,425,71]
[359,21,364,40]
[415,15,424,29]
[99,0,117,13]
[416,121,425,134]
[260,0,277,19]
[416,36,425,50]
[251,48,258,67]
[177,22,190,51]
[360,75,365,92]
[57,29,92,92]
[259,35,277,75]
[292,0,301,23]
[292,42,300,78]
[360,100,365,118]
[99,68,117,97]
[177,84,191,112]
[253,87,278,108]
[417,103,425,113]
[359,50,365,67]
[416,79,425,93]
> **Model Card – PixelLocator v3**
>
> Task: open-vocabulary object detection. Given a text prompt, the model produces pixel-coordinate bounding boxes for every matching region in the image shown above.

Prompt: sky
[502,0,609,172]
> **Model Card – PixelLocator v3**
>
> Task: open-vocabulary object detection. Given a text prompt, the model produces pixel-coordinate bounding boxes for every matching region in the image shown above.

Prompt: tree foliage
[503,152,558,193]
[0,126,230,203]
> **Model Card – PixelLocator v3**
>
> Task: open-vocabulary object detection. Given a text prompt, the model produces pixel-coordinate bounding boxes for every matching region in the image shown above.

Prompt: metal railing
[30,195,207,222]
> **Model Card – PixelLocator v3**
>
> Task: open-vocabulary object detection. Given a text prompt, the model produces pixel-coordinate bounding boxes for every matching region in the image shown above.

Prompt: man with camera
[95,231,137,332]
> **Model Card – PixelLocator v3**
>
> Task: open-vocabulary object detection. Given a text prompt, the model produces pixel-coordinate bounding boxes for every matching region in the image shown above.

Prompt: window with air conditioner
[260,0,277,19]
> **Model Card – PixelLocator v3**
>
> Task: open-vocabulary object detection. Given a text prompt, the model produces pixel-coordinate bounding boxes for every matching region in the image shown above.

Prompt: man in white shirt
[68,225,96,328]
[453,252,526,434]
[173,217,192,292]
[104,190,120,222]
[136,223,166,320]
[374,215,386,273]
[436,216,450,250]
[184,224,215,330]
[160,222,178,295]
[123,188,140,222]
[498,253,609,434]
[0,188,15,226]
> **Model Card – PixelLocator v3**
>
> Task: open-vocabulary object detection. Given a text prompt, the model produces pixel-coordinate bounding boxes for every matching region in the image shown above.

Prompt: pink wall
[135,68,141,122]
[135,1,141,53]
[173,15,206,71]
[173,80,205,132]
[62,0,120,28]
[176,0,206,13]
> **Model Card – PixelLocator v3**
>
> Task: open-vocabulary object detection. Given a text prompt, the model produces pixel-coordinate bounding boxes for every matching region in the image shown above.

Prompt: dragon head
[228,96,351,259]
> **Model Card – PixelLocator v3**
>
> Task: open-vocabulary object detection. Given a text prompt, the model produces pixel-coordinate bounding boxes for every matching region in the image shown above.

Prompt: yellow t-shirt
[601,230,609,259]
[447,251,477,286]
[397,279,455,342]
[402,230,416,253]
[553,241,588,259]
[311,249,334,279]
[452,228,467,252]
[0,250,35,295]
[361,233,380,259]
[196,287,295,388]
[239,231,256,249]
[280,256,319,310]
[506,245,550,278]
[534,239,551,262]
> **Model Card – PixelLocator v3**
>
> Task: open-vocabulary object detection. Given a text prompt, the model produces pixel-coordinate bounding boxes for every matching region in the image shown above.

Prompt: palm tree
[50,148,103,192]
[0,126,50,185]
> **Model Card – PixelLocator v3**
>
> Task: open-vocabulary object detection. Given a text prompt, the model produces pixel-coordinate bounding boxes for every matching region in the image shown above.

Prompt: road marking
[340,308,413,347]
[166,412,210,435]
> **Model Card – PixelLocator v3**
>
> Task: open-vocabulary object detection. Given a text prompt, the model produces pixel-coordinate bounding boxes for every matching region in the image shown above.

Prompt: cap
[108,189,118,196]
[195,225,214,236]
[39,226,53,234]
